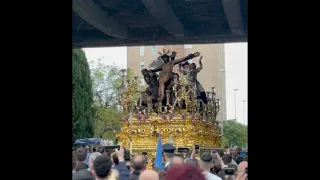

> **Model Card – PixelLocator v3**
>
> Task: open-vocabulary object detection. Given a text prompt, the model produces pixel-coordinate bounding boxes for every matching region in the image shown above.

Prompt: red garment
[166,164,206,180]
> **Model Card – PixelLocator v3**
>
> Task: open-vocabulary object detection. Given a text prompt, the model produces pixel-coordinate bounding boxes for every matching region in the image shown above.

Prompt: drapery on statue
[150,51,200,106]
[141,69,158,103]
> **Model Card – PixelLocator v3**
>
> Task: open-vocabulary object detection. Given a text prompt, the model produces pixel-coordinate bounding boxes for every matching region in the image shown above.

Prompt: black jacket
[76,162,88,172]
[129,170,141,180]
[73,169,94,180]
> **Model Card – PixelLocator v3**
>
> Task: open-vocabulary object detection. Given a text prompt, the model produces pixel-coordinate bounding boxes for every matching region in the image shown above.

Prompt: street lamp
[219,69,225,135]
[242,100,246,125]
[234,89,239,121]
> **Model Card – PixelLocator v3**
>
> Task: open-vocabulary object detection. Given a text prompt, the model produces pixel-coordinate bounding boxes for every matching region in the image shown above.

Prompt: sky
[83,43,247,124]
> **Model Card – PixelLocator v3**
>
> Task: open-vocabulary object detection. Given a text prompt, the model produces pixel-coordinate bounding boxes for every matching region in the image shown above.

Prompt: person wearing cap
[199,152,222,180]
[162,143,176,170]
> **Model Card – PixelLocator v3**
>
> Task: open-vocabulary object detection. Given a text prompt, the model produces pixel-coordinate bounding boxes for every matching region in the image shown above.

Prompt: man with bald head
[171,156,184,166]
[237,161,247,173]
[139,170,159,180]
[129,155,147,180]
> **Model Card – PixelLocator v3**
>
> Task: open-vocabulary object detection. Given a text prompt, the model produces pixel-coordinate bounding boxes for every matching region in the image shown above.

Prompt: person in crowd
[100,148,109,157]
[199,152,222,180]
[130,159,135,172]
[73,152,101,180]
[92,155,113,180]
[162,143,176,170]
[93,147,97,152]
[236,172,247,180]
[172,156,184,166]
[237,161,247,174]
[219,149,238,166]
[222,154,237,171]
[243,156,247,162]
[88,152,102,171]
[73,152,78,175]
[76,147,89,171]
[212,159,224,179]
[185,158,198,167]
[129,155,146,180]
[166,164,205,180]
[112,154,120,172]
[114,145,130,180]
[86,147,91,166]
[166,156,184,170]
[139,170,160,180]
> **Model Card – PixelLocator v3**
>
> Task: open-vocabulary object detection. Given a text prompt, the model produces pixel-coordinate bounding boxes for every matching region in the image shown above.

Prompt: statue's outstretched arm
[196,55,203,72]
[171,52,200,65]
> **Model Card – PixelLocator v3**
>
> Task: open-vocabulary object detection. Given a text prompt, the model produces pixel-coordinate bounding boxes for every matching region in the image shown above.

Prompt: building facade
[127,44,226,122]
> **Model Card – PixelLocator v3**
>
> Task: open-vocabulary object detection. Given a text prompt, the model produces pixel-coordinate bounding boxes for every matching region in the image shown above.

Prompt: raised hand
[194,52,201,57]
[199,55,203,62]
[236,172,247,180]
[115,145,125,162]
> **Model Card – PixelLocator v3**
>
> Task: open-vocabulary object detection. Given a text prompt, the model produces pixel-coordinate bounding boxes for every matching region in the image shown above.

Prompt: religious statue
[141,69,159,103]
[149,51,201,107]
[181,55,207,104]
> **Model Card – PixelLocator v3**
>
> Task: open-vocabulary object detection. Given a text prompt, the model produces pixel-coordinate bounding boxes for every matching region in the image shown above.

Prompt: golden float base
[116,115,221,168]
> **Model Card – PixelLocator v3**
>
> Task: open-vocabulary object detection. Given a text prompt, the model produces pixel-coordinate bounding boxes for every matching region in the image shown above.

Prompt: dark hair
[217,150,224,157]
[200,152,212,163]
[162,54,170,62]
[222,154,232,165]
[93,155,112,178]
[76,147,87,161]
[112,154,119,165]
[234,156,244,164]
[72,152,77,170]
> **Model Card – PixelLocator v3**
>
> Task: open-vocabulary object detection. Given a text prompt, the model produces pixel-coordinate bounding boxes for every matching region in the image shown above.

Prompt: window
[184,44,192,49]
[140,46,145,56]
[151,46,156,56]
[140,77,145,85]
[140,61,145,71]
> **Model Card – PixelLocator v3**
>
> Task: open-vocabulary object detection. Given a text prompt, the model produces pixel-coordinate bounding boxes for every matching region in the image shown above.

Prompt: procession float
[116,49,221,167]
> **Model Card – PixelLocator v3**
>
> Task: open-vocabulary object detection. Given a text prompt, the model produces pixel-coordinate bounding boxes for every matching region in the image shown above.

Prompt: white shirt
[202,172,222,180]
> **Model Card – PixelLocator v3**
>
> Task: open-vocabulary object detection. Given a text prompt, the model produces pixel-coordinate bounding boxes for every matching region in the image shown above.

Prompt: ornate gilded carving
[115,53,221,169]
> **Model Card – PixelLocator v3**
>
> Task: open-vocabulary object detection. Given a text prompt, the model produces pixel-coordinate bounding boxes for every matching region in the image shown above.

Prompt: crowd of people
[72,144,248,180]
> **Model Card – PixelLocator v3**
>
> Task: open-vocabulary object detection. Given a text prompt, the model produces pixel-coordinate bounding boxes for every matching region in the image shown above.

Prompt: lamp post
[243,100,246,125]
[220,69,225,135]
[234,89,239,121]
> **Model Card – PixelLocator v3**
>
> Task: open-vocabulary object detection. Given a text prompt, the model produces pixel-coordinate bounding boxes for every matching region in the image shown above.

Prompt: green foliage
[93,107,122,141]
[90,60,140,140]
[72,49,94,143]
[221,120,247,147]
[90,60,136,107]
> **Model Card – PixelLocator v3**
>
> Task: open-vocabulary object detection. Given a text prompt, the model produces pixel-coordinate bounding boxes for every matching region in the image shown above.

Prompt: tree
[72,49,94,143]
[90,60,142,141]
[90,60,141,108]
[221,120,247,147]
[93,107,122,141]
